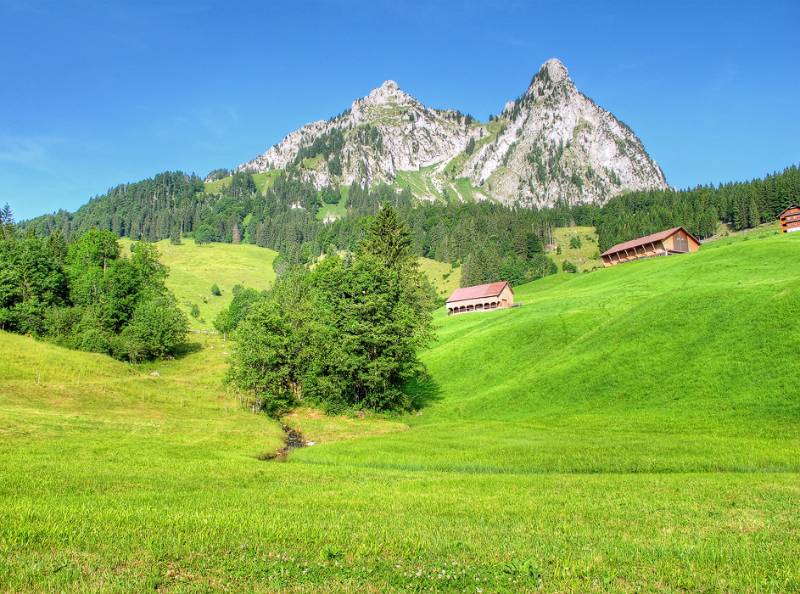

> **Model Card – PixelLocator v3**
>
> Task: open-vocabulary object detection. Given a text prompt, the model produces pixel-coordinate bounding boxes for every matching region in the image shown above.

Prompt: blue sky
[2,0,798,220]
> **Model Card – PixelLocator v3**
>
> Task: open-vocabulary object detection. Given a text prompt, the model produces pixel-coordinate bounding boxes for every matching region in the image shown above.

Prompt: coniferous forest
[17,163,800,282]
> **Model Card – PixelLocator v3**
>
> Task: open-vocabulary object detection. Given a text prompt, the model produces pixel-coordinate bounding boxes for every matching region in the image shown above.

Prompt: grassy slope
[204,171,279,195]
[419,257,461,298]
[120,238,278,330]
[1,229,799,592]
[316,187,349,222]
[548,225,602,272]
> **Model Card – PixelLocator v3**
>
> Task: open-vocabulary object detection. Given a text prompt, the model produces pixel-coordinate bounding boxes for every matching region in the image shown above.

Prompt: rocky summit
[237,59,668,206]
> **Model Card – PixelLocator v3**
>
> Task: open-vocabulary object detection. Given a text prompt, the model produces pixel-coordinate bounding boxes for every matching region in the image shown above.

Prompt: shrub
[562,260,577,273]
[120,294,189,361]
[570,235,582,249]
[190,304,200,319]
[210,284,222,296]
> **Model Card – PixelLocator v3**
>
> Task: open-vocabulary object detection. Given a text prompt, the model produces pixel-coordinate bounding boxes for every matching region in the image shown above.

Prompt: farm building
[779,205,800,233]
[446,281,514,315]
[601,226,701,267]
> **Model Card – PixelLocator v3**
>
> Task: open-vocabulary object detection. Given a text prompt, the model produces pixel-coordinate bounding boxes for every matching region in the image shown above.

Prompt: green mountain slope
[119,238,279,329]
[297,229,800,473]
[1,228,798,592]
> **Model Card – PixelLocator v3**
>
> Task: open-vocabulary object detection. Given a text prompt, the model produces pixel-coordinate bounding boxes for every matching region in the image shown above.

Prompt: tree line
[596,164,800,251]
[1,208,187,361]
[17,163,800,287]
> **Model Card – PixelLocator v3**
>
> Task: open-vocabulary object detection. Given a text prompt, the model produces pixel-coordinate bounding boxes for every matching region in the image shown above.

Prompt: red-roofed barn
[446,281,514,315]
[600,226,700,267]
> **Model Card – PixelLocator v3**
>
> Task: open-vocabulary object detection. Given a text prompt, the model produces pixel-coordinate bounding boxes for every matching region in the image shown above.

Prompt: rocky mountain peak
[523,58,573,99]
[357,79,415,109]
[540,58,570,83]
[237,59,668,208]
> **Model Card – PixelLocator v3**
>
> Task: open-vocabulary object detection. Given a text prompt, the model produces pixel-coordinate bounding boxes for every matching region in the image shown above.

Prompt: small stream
[258,424,308,461]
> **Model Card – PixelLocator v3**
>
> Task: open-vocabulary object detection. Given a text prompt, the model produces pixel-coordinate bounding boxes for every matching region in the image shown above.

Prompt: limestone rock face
[236,59,668,205]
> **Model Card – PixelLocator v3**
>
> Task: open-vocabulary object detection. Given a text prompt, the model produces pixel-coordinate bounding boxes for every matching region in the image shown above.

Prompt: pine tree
[1,203,13,240]
[358,205,414,270]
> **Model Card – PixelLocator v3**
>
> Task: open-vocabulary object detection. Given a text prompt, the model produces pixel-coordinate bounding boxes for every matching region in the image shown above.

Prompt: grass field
[119,238,278,330]
[419,257,461,298]
[316,187,349,222]
[547,225,602,272]
[2,228,799,592]
[395,165,445,201]
[204,171,280,195]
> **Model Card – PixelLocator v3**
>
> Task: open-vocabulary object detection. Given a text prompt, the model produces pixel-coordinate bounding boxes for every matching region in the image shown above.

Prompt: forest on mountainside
[18,164,800,284]
[596,164,800,250]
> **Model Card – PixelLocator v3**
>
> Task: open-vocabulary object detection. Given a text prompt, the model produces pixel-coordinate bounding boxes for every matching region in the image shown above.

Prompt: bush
[562,260,577,273]
[569,235,582,249]
[214,285,262,337]
[210,284,222,296]
[190,304,200,318]
[73,327,112,355]
[120,294,189,361]
[1,230,187,362]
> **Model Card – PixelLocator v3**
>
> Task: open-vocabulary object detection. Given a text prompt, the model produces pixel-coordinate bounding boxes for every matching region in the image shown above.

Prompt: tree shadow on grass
[404,373,443,411]
[170,341,203,359]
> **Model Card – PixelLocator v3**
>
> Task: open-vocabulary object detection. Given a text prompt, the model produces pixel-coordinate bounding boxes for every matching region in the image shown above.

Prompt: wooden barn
[446,281,513,315]
[601,226,700,267]
[779,205,800,233]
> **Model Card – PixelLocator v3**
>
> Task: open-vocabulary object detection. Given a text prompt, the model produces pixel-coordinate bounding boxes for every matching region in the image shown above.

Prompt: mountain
[237,59,669,206]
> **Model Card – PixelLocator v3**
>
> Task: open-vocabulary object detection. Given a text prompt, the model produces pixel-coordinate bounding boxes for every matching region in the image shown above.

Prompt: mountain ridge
[236,58,669,206]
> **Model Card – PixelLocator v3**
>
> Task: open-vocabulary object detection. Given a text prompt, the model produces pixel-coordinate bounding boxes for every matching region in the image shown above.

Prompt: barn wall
[663,230,700,253]
[603,240,668,267]
[499,285,514,307]
[780,207,800,232]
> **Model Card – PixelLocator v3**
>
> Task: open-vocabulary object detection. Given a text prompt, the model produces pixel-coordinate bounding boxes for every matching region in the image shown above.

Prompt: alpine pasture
[1,228,799,592]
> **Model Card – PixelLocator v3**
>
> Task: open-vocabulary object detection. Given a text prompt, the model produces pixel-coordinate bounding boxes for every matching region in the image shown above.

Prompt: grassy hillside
[547,225,602,272]
[419,257,461,297]
[316,186,349,222]
[204,170,279,195]
[1,229,799,592]
[120,238,278,329]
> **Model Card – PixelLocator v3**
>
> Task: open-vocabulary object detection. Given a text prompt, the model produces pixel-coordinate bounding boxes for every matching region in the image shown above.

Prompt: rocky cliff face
[237,59,668,205]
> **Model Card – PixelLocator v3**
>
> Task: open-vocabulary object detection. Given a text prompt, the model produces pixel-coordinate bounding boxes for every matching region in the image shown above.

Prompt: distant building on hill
[600,226,700,267]
[779,205,800,233]
[446,281,514,315]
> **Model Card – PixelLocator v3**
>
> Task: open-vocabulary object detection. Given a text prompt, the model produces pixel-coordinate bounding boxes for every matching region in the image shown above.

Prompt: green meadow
[419,257,462,298]
[548,225,602,272]
[119,238,278,330]
[203,171,280,195]
[2,229,799,592]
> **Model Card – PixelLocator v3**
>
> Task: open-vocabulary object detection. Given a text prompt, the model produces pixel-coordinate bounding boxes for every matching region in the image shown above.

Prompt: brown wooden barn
[601,226,701,267]
[779,205,800,233]
[446,281,513,315]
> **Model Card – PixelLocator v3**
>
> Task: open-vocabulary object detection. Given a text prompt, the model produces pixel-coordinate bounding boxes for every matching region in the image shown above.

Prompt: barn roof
[778,204,800,217]
[447,281,510,303]
[601,226,700,257]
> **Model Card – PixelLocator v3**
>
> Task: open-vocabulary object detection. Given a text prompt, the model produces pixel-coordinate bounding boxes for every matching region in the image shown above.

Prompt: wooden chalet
[601,226,700,267]
[779,204,800,233]
[446,281,513,315]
